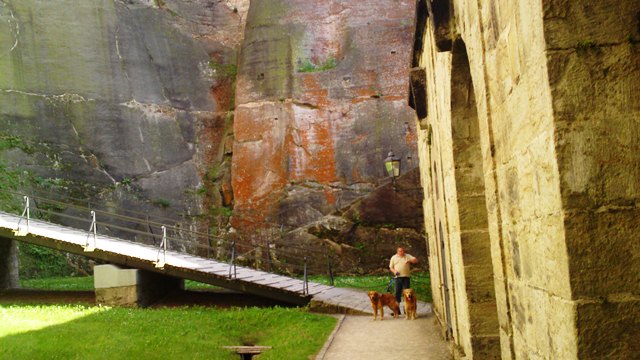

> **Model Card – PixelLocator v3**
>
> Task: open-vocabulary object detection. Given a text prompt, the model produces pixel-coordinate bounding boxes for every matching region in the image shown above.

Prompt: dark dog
[368,291,400,320]
[402,288,417,320]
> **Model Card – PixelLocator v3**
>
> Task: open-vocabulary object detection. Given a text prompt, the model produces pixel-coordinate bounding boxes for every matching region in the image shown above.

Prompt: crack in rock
[0,0,19,58]
[0,89,95,103]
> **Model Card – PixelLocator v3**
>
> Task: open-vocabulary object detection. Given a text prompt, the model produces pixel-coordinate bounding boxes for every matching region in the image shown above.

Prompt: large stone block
[460,230,492,266]
[458,195,490,231]
[508,280,578,359]
[469,301,500,335]
[470,334,501,360]
[564,209,640,297]
[94,264,183,307]
[576,298,640,359]
[465,264,497,303]
[543,1,640,49]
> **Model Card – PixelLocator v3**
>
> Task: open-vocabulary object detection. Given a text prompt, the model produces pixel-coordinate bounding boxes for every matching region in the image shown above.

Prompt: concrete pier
[94,264,183,307]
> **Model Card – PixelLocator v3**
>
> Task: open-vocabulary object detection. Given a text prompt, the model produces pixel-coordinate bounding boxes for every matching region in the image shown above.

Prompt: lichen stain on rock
[232,0,420,228]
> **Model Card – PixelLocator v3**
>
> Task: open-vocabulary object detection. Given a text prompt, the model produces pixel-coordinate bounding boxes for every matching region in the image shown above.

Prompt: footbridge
[0,191,431,315]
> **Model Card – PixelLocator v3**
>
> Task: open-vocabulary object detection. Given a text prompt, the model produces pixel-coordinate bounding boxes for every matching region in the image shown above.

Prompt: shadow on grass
[0,304,336,360]
[0,288,295,309]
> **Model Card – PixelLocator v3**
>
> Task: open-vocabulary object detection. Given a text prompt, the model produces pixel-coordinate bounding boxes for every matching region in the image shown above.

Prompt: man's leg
[395,277,403,303]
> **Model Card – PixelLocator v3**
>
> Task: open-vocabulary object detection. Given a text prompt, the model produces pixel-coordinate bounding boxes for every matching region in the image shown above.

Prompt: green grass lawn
[20,276,96,291]
[21,277,220,292]
[21,272,433,303]
[0,305,336,360]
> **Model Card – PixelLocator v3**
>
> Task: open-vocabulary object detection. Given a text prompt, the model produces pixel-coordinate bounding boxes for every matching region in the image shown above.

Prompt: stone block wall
[414,0,639,359]
[544,1,640,358]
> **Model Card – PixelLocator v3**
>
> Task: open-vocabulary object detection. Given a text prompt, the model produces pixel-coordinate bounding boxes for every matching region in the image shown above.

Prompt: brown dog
[403,288,417,320]
[368,291,400,320]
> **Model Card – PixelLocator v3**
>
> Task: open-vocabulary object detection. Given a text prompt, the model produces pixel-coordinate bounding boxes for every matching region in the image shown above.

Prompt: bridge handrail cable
[1,189,337,288]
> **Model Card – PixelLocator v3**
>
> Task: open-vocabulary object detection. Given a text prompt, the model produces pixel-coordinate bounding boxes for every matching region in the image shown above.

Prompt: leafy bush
[0,159,77,279]
[0,133,33,154]
[0,162,22,213]
[18,243,79,279]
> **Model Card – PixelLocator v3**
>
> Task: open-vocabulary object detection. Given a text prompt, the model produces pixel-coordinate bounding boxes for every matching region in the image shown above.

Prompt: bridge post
[327,255,334,286]
[0,238,20,290]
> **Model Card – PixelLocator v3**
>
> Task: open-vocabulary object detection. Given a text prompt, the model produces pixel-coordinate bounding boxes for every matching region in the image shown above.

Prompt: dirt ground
[319,315,451,360]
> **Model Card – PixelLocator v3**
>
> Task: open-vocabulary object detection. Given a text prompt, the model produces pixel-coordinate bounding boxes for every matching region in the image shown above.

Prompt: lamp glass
[392,160,400,177]
[384,152,401,178]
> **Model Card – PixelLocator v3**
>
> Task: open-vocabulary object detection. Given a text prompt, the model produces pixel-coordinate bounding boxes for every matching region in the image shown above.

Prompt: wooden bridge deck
[0,211,431,315]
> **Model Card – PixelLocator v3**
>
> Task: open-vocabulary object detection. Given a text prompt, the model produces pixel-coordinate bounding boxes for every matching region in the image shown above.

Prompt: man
[389,246,418,305]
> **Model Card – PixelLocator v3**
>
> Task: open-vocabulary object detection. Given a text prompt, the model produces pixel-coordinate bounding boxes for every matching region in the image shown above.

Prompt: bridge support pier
[94,264,183,307]
[0,238,20,291]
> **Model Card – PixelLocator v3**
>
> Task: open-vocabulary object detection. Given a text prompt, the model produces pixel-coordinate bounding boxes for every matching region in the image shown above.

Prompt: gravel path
[319,314,451,360]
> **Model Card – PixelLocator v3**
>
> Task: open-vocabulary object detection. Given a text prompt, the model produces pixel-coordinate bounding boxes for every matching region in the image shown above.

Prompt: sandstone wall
[0,0,424,273]
[0,0,246,228]
[0,0,421,236]
[544,1,640,358]
[416,0,639,359]
[232,0,420,228]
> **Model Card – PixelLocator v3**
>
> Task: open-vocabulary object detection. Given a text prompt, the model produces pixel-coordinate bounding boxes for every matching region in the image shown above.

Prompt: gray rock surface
[0,0,244,223]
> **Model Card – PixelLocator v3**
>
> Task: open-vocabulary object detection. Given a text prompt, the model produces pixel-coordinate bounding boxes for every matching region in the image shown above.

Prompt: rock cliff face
[0,0,247,228]
[0,0,422,266]
[233,0,419,228]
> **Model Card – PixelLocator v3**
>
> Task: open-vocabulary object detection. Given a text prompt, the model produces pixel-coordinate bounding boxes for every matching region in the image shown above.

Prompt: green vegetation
[183,280,222,291]
[0,162,22,213]
[210,206,233,218]
[0,305,336,360]
[206,163,222,181]
[297,57,337,73]
[21,276,95,291]
[152,198,172,209]
[310,272,433,303]
[120,177,133,186]
[21,276,221,292]
[21,273,433,303]
[18,245,79,279]
[0,149,79,279]
[208,60,238,78]
[0,133,33,154]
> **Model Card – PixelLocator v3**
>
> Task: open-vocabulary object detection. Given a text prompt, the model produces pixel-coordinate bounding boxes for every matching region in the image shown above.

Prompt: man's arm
[389,257,398,275]
[408,254,418,264]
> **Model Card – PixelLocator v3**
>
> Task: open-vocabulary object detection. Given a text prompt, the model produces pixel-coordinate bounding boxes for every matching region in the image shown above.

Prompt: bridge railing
[0,188,337,292]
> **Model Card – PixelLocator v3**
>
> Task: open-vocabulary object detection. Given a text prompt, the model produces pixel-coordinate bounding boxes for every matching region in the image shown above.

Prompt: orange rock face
[232,0,419,228]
